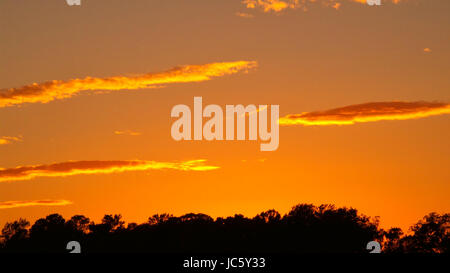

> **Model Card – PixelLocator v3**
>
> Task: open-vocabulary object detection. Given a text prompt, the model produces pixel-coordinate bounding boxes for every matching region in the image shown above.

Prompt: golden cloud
[0,199,72,209]
[243,0,298,12]
[114,130,142,136]
[0,159,219,183]
[279,101,450,126]
[0,61,257,108]
[0,136,22,145]
[241,0,405,13]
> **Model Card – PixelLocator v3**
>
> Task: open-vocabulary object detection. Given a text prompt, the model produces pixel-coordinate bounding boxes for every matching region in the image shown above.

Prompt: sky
[0,0,449,232]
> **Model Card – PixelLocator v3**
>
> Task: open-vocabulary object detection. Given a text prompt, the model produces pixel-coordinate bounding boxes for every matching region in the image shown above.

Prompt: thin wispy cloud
[0,61,257,108]
[114,130,142,136]
[0,136,22,145]
[236,12,255,18]
[279,101,450,126]
[241,0,406,13]
[0,159,219,183]
[332,2,342,10]
[0,199,72,210]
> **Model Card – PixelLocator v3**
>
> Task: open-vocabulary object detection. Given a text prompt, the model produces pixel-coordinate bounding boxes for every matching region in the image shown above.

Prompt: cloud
[0,199,72,209]
[242,0,298,12]
[0,136,22,145]
[352,0,404,3]
[279,101,450,126]
[0,159,219,183]
[239,105,267,117]
[241,0,405,13]
[0,61,257,108]
[236,12,255,18]
[114,130,142,136]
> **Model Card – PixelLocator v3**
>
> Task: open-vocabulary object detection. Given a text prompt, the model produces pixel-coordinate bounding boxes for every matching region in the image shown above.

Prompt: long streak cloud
[241,0,405,13]
[0,200,72,209]
[279,101,450,126]
[0,61,256,108]
[0,159,219,182]
[0,136,22,145]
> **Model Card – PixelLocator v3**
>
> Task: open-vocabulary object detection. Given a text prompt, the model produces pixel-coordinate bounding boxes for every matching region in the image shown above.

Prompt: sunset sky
[0,0,449,232]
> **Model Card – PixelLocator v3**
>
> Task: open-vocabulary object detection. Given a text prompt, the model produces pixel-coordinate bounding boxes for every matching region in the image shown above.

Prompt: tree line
[0,204,448,253]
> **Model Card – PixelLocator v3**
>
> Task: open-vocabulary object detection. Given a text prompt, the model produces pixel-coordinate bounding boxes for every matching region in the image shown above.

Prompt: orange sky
[0,0,449,232]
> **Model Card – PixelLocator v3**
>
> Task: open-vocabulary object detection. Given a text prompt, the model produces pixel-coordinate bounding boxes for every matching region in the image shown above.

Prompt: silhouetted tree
[180,213,213,224]
[1,218,29,242]
[399,213,449,253]
[89,214,125,234]
[102,214,125,231]
[24,214,71,252]
[253,209,281,224]
[148,213,173,225]
[382,227,403,253]
[127,223,138,230]
[66,215,90,233]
